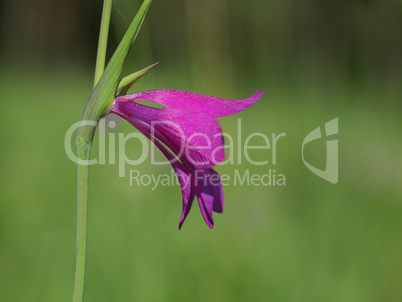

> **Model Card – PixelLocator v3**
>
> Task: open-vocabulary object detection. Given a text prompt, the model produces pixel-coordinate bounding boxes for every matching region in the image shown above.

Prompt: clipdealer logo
[64,117,339,186]
[302,118,338,184]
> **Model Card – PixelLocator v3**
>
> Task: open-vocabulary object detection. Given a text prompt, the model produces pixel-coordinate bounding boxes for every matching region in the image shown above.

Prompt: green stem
[73,2,152,301]
[74,1,113,301]
[94,0,113,87]
[73,139,92,302]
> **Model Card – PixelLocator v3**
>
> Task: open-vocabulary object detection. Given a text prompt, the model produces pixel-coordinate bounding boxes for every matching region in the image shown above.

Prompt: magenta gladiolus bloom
[110,89,264,229]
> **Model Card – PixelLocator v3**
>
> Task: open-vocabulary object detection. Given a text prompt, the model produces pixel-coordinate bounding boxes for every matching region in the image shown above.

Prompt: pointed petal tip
[179,220,214,229]
[178,215,186,230]
[250,90,265,102]
[256,90,265,97]
[236,90,264,110]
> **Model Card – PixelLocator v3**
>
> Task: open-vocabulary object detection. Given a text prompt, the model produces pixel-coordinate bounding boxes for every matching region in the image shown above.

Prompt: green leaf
[117,62,159,95]
[78,0,152,144]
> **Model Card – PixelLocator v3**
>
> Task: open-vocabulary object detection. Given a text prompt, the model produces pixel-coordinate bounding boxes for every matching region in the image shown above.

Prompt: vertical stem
[73,1,113,301]
[73,2,152,301]
[94,0,113,87]
[73,140,92,302]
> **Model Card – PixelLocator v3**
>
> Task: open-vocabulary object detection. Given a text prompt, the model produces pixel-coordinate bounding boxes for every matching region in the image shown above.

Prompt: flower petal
[112,100,225,169]
[208,169,224,213]
[177,167,195,230]
[111,112,196,229]
[117,89,264,117]
[195,187,214,229]
[193,168,225,229]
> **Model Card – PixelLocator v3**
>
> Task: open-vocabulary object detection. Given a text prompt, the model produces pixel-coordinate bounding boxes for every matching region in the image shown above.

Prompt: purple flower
[110,89,264,229]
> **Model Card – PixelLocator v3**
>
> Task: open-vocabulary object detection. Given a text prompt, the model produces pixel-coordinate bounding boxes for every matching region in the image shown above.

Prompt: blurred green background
[1,0,401,301]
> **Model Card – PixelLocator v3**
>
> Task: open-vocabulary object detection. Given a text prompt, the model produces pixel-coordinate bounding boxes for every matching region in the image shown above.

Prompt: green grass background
[1,0,402,300]
[0,65,401,301]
